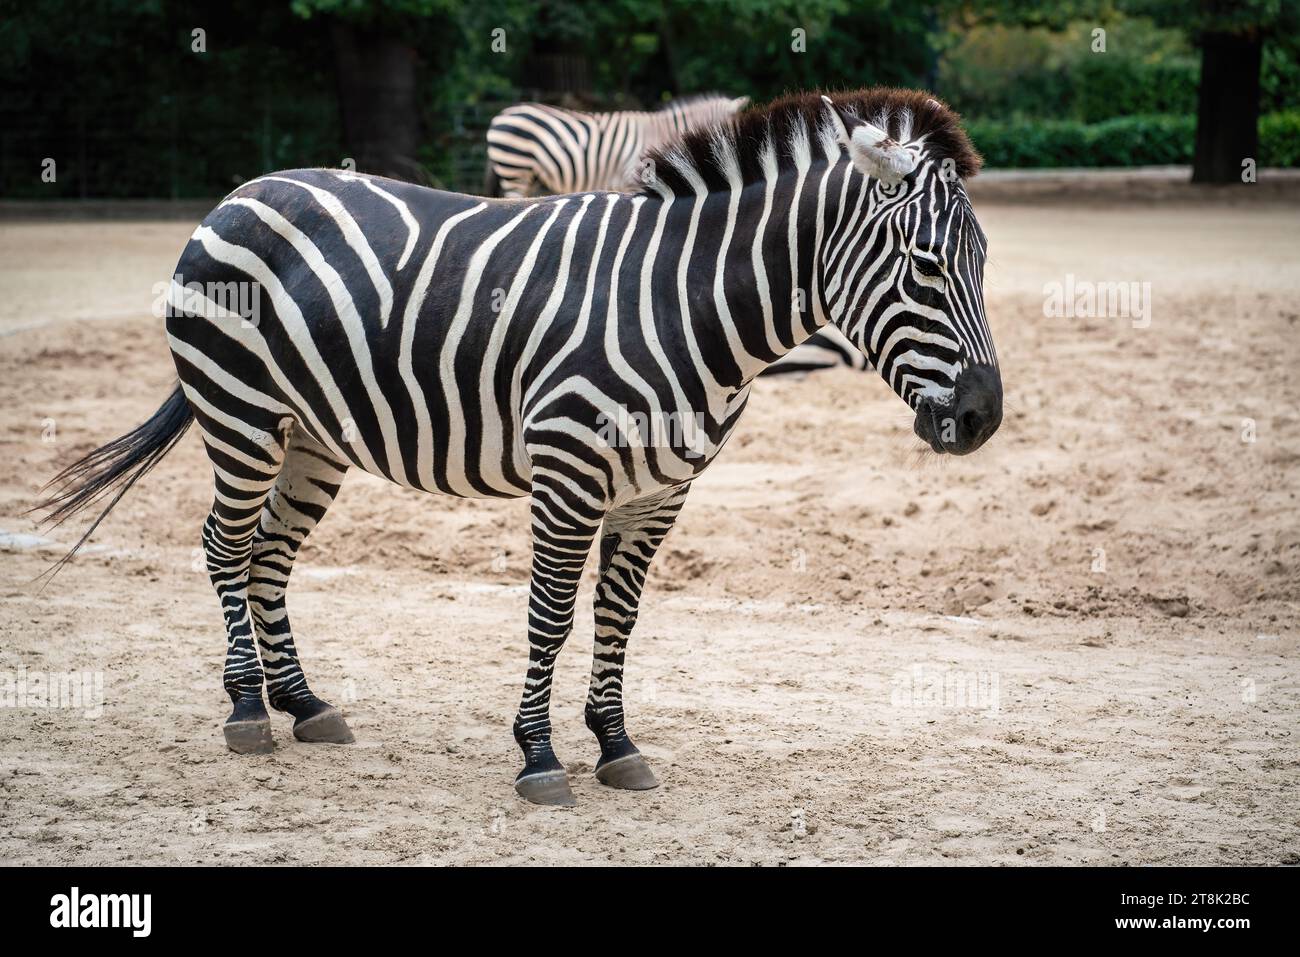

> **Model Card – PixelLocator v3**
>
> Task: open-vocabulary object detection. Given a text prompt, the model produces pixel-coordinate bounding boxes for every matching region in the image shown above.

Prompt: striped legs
[510,480,689,805]
[512,479,601,805]
[585,485,690,790]
[248,433,354,744]
[196,416,288,754]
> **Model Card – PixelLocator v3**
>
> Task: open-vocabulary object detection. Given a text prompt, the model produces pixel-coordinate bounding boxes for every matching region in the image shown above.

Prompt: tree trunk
[1192,31,1262,184]
[656,16,682,97]
[329,21,423,183]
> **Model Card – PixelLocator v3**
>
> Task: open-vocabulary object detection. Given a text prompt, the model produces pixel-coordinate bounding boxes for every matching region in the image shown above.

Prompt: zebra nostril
[960,408,982,440]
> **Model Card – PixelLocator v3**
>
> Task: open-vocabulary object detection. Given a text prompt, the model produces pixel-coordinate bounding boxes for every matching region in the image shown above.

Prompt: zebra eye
[909,250,947,294]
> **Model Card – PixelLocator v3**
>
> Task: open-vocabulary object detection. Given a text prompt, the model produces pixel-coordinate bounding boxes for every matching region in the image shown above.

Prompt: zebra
[765,323,871,375]
[484,93,748,198]
[487,93,867,376]
[38,88,1002,807]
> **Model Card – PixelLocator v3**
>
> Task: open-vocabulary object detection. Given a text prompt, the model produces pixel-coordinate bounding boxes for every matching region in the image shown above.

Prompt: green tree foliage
[407,0,938,107]
[1,0,1298,198]
[1259,110,1300,165]
[939,16,1201,121]
[1121,0,1299,36]
[946,0,1300,181]
[0,0,341,197]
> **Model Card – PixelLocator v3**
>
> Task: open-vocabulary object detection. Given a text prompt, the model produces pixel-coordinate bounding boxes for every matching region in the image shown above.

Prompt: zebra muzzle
[914,363,1003,455]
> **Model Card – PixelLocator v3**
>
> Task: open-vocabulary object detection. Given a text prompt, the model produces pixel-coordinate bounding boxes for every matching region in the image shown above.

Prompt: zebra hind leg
[585,486,690,791]
[248,432,354,745]
[196,416,291,755]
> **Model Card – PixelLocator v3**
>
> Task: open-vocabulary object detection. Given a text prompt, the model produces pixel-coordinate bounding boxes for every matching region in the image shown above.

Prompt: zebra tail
[484,159,504,198]
[31,383,194,577]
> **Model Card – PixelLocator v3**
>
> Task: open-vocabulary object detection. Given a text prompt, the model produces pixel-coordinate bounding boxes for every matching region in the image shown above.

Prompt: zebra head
[819,93,1001,456]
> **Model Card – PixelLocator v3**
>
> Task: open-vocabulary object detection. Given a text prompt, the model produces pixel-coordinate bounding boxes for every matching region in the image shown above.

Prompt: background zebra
[39,88,1001,807]
[486,92,868,376]
[764,323,871,374]
[484,93,748,197]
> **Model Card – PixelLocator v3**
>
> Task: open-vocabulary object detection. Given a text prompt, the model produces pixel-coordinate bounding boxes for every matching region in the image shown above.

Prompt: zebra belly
[519,354,747,510]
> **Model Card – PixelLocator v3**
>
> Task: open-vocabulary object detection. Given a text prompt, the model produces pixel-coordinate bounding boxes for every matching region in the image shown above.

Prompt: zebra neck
[646,158,844,389]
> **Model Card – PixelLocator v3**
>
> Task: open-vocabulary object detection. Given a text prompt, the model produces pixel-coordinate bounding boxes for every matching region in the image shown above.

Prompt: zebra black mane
[639,87,982,196]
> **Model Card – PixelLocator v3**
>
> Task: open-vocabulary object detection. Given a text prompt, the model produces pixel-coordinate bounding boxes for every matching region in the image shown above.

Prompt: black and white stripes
[40,87,1002,805]
[485,92,874,376]
[485,93,747,198]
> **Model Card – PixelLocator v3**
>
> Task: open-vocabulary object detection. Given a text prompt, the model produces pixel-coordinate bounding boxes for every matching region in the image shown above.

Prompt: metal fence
[1,91,340,201]
[1,89,586,201]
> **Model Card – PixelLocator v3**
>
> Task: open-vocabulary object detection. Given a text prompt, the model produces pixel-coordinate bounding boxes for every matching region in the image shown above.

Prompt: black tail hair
[31,384,194,580]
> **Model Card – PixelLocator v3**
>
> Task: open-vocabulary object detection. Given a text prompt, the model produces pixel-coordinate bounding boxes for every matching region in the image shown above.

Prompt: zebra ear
[821,95,917,186]
[821,95,859,144]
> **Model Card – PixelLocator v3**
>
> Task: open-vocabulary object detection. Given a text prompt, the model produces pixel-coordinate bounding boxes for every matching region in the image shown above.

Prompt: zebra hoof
[292,707,356,744]
[223,718,275,755]
[595,752,659,791]
[515,770,576,807]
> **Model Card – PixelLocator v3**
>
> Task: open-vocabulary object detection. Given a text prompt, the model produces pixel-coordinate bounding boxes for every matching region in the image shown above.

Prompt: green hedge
[1260,111,1300,167]
[968,112,1300,169]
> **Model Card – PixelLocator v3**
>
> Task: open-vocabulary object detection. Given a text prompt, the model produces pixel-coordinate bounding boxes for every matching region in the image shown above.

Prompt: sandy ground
[0,194,1297,866]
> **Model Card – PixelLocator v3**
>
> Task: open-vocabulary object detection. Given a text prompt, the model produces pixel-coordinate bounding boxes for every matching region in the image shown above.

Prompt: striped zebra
[39,88,1002,806]
[487,93,867,376]
[484,93,748,198]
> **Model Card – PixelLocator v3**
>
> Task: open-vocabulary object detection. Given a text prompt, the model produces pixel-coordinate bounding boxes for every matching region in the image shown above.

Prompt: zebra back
[641,93,749,151]
[485,94,745,198]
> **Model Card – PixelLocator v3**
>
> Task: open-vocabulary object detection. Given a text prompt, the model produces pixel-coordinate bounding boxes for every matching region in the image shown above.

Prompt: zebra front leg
[586,485,690,791]
[248,434,354,745]
[512,481,601,806]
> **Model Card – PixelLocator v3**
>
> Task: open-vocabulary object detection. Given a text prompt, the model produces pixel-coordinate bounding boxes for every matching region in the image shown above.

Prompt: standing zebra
[484,93,748,197]
[39,89,1002,806]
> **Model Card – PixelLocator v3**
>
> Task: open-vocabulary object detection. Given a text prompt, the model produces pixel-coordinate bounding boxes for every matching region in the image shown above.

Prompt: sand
[0,193,1297,865]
